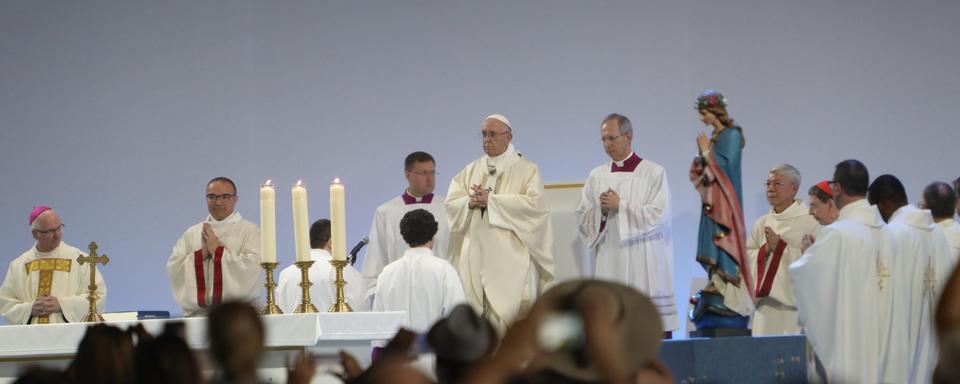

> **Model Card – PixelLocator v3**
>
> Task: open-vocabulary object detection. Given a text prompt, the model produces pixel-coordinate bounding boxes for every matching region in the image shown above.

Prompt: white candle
[292,180,311,263]
[259,180,277,264]
[330,178,347,261]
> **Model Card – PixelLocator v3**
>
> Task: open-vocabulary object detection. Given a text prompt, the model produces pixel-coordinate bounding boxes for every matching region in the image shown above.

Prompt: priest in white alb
[745,164,819,336]
[362,151,449,300]
[446,114,554,333]
[788,160,891,383]
[278,219,367,312]
[373,209,465,333]
[576,113,678,337]
[167,177,262,316]
[869,175,957,384]
[0,206,106,324]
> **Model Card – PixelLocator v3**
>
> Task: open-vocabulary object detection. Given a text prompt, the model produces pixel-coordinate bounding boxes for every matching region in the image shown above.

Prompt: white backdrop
[1,1,957,335]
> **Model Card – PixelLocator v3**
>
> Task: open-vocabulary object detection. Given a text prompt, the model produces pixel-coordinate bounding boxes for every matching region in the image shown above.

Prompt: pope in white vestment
[278,248,367,313]
[446,115,553,333]
[0,207,105,325]
[882,204,957,384]
[577,115,677,333]
[746,197,820,336]
[789,198,890,383]
[363,193,448,297]
[167,178,262,316]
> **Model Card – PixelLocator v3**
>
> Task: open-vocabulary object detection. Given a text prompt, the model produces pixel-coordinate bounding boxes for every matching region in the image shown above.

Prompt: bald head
[922,181,957,221]
[31,209,63,252]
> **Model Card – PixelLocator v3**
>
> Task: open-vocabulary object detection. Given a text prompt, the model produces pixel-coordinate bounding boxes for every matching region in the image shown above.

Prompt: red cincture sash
[193,247,225,308]
[756,240,787,298]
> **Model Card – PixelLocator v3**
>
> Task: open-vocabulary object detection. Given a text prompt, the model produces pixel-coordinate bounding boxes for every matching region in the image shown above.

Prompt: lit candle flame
[333,177,341,184]
[296,179,304,187]
[265,179,273,186]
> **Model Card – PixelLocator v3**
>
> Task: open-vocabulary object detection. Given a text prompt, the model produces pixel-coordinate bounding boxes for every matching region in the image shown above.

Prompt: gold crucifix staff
[76,241,109,322]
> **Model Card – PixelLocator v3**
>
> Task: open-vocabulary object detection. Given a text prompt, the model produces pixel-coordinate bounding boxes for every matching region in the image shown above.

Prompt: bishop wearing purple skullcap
[0,206,106,324]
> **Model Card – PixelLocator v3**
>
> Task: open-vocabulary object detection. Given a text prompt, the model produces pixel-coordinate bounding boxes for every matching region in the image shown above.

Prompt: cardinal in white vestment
[0,206,106,324]
[278,219,367,312]
[745,165,819,336]
[576,113,677,334]
[167,177,262,316]
[869,175,958,384]
[362,151,449,300]
[373,209,465,333]
[789,160,889,383]
[446,114,554,334]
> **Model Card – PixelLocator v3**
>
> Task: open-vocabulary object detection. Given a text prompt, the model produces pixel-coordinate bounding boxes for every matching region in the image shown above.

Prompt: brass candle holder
[328,259,353,312]
[260,262,283,315]
[77,242,108,322]
[293,260,319,313]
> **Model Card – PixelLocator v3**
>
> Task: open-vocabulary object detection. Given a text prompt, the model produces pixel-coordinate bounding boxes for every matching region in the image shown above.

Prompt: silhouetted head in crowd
[208,301,265,383]
[868,174,908,222]
[14,366,70,384]
[135,322,202,384]
[67,324,135,384]
[428,304,497,383]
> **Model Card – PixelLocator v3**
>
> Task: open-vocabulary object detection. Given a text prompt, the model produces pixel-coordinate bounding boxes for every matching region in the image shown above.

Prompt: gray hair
[603,113,633,136]
[769,163,801,185]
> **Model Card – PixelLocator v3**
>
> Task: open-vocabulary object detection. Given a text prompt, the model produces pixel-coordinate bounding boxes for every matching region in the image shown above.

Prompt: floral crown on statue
[695,90,728,111]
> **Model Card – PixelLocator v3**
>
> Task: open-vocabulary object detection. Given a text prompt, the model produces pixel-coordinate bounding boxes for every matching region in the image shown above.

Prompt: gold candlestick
[293,261,319,313]
[328,259,353,312]
[76,242,108,322]
[260,263,283,315]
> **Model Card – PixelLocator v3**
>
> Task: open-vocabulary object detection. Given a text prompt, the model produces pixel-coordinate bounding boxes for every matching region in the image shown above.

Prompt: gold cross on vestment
[76,242,109,322]
[924,264,937,306]
[877,260,890,291]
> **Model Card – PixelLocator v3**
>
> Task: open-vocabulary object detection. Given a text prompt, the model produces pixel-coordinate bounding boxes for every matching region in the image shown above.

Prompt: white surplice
[788,199,891,384]
[938,218,960,259]
[362,192,449,298]
[167,211,262,316]
[745,199,820,336]
[576,154,678,331]
[0,242,106,324]
[372,247,465,333]
[277,249,368,313]
[884,205,957,384]
[445,145,554,333]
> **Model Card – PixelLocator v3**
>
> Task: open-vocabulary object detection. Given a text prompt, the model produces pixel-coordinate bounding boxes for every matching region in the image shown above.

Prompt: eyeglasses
[408,170,439,177]
[34,224,64,235]
[206,194,236,202]
[600,134,623,143]
[764,181,787,189]
[479,131,510,140]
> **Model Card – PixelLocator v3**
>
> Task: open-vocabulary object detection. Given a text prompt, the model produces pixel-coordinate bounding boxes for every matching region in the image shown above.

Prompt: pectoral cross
[877,260,890,291]
[76,242,109,322]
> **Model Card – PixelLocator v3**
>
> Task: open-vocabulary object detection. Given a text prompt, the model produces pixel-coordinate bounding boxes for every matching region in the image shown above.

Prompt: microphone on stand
[349,237,369,266]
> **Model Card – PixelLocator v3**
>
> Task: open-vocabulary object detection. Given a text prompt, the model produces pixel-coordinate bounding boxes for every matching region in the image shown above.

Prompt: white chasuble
[167,212,262,316]
[362,192,449,298]
[576,154,678,331]
[0,242,106,324]
[938,219,960,260]
[445,148,554,333]
[745,199,820,336]
[885,205,957,384]
[788,199,889,384]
